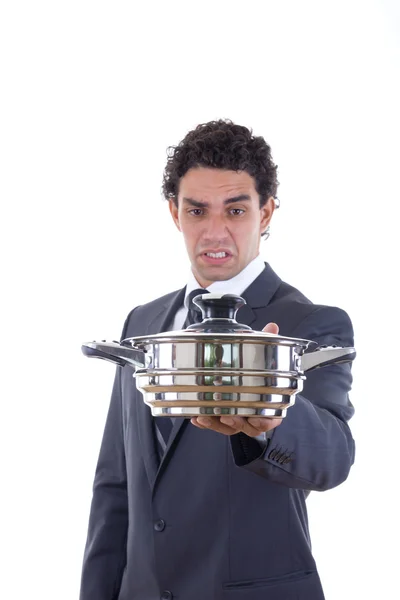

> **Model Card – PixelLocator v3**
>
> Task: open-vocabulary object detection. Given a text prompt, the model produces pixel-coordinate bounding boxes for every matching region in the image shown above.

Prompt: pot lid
[121,294,312,348]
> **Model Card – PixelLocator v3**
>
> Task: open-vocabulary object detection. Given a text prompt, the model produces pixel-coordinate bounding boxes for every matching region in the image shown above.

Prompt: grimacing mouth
[198,248,235,259]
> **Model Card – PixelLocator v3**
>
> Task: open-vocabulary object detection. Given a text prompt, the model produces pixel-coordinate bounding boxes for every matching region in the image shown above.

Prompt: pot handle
[301,346,356,372]
[81,341,147,369]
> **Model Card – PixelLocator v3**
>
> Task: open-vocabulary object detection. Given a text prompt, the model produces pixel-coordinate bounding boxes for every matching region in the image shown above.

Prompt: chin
[197,266,239,284]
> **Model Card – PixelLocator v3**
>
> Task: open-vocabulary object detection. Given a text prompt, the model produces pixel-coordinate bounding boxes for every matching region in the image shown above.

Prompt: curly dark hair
[162,119,279,207]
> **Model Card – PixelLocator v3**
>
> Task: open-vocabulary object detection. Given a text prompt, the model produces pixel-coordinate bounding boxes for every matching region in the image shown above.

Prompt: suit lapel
[146,287,186,335]
[150,288,190,484]
[239,262,282,326]
[135,286,186,490]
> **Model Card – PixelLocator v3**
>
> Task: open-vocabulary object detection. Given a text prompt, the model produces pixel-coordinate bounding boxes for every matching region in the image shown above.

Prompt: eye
[229,208,245,216]
[188,208,204,216]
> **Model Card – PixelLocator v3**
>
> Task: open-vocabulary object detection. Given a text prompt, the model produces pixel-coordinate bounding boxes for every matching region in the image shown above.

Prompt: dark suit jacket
[79,263,355,600]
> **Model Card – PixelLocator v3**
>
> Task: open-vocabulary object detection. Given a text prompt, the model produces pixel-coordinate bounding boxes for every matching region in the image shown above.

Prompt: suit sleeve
[230,306,356,492]
[79,311,135,600]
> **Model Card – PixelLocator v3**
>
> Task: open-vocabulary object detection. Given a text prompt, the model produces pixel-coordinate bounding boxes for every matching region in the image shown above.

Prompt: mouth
[200,250,233,265]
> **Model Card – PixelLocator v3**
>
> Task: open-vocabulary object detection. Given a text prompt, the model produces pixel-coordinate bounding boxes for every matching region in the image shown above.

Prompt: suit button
[154,519,166,532]
[161,591,173,600]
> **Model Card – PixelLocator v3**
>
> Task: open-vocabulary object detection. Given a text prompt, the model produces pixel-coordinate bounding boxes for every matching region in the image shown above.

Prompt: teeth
[206,252,227,258]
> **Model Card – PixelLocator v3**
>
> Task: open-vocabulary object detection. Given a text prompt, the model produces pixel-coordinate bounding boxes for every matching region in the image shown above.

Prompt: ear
[168,198,182,232]
[260,196,275,233]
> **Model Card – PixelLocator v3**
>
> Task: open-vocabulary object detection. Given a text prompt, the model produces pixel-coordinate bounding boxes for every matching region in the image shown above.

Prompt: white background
[1,1,399,598]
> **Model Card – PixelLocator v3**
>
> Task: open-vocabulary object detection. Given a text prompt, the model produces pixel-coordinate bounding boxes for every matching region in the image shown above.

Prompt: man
[79,119,355,600]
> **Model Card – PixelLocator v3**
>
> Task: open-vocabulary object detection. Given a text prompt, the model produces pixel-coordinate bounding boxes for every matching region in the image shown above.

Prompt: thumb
[262,322,279,335]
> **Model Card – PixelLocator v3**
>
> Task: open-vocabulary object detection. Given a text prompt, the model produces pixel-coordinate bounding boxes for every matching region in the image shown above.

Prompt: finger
[220,416,247,429]
[194,416,241,436]
[262,322,279,335]
[220,416,282,438]
[190,418,209,429]
[192,416,282,437]
[221,416,267,438]
[244,417,282,437]
[219,416,259,436]
[247,417,282,431]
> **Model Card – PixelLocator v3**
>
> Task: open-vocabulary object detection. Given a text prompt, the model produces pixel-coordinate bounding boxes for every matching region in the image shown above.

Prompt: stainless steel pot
[81,294,356,417]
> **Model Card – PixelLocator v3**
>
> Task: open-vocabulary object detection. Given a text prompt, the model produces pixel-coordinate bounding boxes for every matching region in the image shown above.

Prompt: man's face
[169,167,275,287]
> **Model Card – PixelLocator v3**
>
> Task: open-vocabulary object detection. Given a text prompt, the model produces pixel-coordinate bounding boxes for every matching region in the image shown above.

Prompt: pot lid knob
[187,293,252,332]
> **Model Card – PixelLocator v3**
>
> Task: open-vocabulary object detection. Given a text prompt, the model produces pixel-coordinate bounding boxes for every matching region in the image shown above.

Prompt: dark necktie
[183,287,208,328]
[155,287,208,459]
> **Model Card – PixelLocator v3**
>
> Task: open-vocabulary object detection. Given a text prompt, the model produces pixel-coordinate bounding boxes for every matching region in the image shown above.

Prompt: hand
[190,322,282,437]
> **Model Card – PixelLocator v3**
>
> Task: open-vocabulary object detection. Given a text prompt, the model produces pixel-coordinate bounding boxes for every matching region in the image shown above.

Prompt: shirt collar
[184,254,266,309]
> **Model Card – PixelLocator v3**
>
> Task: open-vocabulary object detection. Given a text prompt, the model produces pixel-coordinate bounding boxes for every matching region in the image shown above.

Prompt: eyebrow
[182,194,251,208]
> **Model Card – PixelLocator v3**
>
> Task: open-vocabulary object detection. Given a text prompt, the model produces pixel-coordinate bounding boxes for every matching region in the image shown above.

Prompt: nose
[202,214,230,243]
